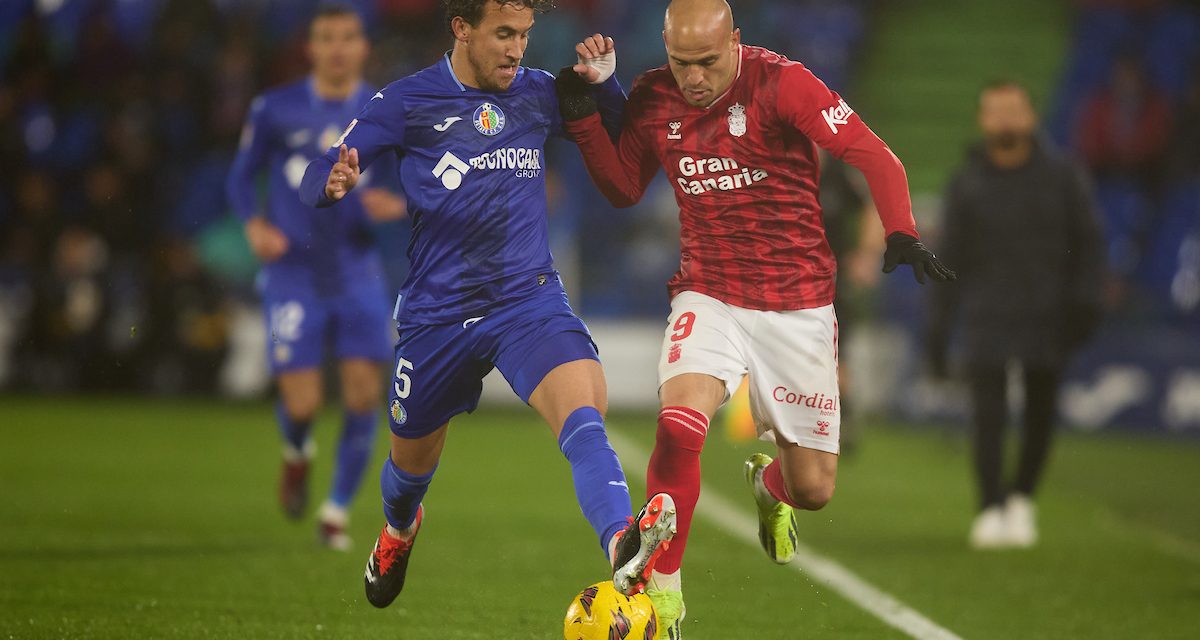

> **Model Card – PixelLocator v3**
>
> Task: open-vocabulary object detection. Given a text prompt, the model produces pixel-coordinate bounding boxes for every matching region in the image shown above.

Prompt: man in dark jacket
[929,80,1105,549]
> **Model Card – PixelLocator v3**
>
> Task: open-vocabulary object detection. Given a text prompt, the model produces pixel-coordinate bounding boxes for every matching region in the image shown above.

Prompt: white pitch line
[608,432,964,640]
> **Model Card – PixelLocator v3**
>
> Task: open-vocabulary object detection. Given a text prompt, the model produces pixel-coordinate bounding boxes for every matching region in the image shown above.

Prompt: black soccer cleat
[364,505,423,608]
[612,493,677,595]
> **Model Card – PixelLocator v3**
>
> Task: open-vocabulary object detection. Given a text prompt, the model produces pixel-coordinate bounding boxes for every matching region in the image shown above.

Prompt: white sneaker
[1005,494,1038,548]
[969,506,1009,549]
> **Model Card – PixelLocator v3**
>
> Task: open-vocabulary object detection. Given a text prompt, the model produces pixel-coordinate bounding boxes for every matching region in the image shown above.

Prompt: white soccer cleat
[1005,494,1038,548]
[969,505,1009,549]
[611,493,677,595]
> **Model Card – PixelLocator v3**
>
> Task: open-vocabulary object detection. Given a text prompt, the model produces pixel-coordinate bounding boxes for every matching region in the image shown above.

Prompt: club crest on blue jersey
[390,399,408,425]
[473,102,505,136]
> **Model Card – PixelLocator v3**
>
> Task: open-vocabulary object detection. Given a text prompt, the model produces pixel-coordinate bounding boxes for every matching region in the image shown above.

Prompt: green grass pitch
[1,397,1198,639]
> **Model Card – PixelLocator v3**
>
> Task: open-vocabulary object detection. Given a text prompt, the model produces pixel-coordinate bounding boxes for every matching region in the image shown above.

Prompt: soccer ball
[563,580,658,640]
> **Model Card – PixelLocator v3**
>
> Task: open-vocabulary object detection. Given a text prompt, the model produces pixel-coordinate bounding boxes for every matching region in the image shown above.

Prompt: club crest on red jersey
[727,103,747,137]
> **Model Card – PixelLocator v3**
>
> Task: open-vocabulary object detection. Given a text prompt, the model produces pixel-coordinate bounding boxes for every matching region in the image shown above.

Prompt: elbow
[596,184,642,209]
[609,194,639,209]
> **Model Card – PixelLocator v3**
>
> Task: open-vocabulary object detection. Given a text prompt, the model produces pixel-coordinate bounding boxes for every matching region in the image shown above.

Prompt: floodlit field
[1,397,1197,639]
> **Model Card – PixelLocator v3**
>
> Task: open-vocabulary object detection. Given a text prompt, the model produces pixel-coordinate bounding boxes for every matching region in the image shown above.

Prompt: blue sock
[276,402,312,452]
[558,407,633,553]
[328,410,378,508]
[381,455,435,531]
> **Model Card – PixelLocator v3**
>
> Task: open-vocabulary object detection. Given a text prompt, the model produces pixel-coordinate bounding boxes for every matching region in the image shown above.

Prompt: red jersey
[567,45,918,311]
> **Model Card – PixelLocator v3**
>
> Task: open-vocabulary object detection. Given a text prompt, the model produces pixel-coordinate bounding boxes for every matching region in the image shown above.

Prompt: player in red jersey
[557,1,955,634]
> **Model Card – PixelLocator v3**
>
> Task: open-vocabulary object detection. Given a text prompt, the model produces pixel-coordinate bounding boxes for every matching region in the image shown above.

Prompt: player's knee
[343,386,380,414]
[786,477,835,511]
[282,395,321,423]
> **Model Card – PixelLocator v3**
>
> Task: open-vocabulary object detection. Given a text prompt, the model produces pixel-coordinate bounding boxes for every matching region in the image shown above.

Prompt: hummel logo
[667,121,682,140]
[462,316,484,328]
[821,99,854,134]
[434,117,462,132]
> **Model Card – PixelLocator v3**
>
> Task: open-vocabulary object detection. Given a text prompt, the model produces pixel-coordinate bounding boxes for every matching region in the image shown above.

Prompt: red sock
[646,406,708,575]
[763,458,805,508]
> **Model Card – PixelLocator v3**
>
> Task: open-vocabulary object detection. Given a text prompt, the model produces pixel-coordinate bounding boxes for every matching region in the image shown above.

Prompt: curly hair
[442,0,557,32]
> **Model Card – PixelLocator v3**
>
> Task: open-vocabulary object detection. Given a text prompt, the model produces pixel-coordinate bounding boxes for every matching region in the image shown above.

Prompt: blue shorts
[263,288,395,374]
[386,286,599,438]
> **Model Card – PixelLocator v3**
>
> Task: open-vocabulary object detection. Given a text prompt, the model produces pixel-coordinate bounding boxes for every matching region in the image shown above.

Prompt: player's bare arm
[324,144,361,201]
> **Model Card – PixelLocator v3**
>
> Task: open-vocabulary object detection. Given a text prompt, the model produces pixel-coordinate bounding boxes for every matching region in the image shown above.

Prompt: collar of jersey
[702,44,744,111]
[305,76,366,109]
[442,52,525,93]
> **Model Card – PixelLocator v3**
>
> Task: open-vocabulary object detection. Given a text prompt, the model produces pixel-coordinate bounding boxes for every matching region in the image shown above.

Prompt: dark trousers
[967,362,1062,509]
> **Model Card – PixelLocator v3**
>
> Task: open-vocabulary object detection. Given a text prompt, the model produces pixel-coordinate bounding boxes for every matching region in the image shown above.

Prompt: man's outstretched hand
[557,33,616,122]
[571,33,615,84]
[882,232,957,284]
[325,144,360,201]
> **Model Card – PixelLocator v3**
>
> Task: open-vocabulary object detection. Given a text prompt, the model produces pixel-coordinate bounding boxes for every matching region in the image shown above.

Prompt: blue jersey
[227,78,395,297]
[300,54,622,325]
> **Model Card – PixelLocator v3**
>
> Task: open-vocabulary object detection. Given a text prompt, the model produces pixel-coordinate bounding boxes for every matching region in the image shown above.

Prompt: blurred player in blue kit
[226,5,408,550]
[300,0,677,610]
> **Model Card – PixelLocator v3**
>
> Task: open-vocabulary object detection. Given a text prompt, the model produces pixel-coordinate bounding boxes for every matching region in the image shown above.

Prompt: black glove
[555,66,598,122]
[882,232,957,284]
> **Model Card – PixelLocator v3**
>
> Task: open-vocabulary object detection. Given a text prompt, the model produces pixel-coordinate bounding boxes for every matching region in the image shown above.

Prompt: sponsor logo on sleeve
[821,98,854,135]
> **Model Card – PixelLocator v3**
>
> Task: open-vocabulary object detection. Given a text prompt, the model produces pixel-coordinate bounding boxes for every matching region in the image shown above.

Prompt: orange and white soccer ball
[564,580,658,640]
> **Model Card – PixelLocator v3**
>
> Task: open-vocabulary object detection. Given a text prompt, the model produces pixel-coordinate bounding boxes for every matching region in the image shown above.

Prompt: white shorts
[657,291,841,454]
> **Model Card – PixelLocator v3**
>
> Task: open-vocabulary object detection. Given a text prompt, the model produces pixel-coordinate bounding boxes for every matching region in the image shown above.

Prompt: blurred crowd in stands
[0,0,1197,395]
[1053,0,1200,321]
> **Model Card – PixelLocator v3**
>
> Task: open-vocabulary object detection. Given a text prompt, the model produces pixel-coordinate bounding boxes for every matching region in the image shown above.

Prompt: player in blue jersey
[299,0,677,608]
[226,6,408,551]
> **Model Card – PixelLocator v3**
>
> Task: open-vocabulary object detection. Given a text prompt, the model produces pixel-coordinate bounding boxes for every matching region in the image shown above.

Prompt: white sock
[318,501,348,527]
[649,569,681,592]
[282,439,316,463]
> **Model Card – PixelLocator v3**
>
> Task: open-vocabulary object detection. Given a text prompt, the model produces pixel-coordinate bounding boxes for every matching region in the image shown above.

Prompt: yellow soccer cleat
[646,587,684,639]
[744,453,799,564]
